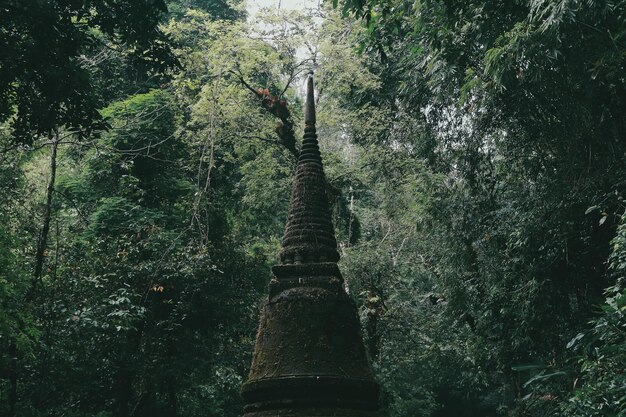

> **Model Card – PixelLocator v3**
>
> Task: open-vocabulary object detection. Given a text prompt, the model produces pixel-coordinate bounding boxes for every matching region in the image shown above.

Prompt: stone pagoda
[241,73,382,417]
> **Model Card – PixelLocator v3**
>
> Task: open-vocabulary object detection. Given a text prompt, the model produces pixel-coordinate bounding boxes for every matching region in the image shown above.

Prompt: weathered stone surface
[242,73,382,417]
[243,409,382,417]
[278,75,339,266]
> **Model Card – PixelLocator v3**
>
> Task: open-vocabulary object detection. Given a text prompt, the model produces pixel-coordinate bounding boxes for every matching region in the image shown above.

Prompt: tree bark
[32,133,59,285]
[167,376,178,417]
[116,368,132,417]
[8,133,60,417]
[7,341,17,417]
[236,74,300,161]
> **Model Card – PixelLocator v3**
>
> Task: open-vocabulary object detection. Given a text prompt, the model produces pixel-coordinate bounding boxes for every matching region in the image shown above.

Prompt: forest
[0,0,625,416]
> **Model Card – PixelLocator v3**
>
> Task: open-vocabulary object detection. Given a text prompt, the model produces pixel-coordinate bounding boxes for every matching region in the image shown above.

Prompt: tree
[331,0,626,415]
[2,1,624,416]
[0,0,177,143]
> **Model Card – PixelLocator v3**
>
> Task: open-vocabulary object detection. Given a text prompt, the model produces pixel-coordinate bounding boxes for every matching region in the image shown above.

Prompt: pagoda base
[242,376,381,416]
[243,409,383,417]
[242,264,382,417]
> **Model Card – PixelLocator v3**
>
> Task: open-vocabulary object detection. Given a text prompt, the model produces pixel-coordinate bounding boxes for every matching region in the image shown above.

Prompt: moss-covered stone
[242,74,382,416]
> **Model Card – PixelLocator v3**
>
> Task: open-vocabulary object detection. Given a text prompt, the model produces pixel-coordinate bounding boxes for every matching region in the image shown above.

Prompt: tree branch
[231,69,300,162]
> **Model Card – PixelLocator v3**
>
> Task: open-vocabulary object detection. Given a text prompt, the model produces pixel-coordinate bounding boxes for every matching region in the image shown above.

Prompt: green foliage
[0,0,177,143]
[559,215,626,417]
[1,1,625,417]
[167,0,245,20]
[1,5,306,415]
[332,0,626,416]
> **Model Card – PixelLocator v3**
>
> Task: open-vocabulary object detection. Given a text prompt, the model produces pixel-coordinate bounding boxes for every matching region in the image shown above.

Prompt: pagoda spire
[241,73,382,417]
[279,72,340,265]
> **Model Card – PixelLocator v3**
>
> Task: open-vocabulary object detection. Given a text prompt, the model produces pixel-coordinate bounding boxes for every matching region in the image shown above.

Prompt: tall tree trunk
[117,328,145,417]
[116,368,132,417]
[8,134,60,417]
[7,342,17,417]
[166,375,177,417]
[32,133,59,285]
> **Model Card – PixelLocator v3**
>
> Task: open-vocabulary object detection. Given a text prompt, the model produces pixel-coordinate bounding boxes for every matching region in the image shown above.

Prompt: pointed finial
[304,71,315,126]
